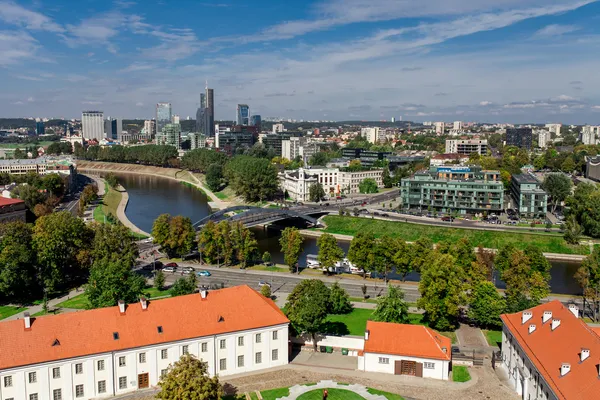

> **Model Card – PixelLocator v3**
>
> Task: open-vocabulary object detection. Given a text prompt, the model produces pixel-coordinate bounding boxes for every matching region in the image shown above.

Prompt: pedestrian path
[279,380,387,400]
[4,288,82,321]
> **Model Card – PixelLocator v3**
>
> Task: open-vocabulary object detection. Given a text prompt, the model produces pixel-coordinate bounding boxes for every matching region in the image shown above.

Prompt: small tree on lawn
[285,280,330,351]
[372,285,409,324]
[260,284,272,299]
[154,269,166,290]
[156,354,222,400]
[329,282,353,314]
[262,251,272,266]
[279,227,304,273]
[468,281,506,329]
[361,283,368,299]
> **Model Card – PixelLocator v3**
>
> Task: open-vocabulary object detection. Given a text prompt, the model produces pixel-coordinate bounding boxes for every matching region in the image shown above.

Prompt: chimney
[365,329,370,341]
[542,311,553,324]
[140,296,148,310]
[569,304,579,318]
[528,324,536,334]
[24,312,31,330]
[118,300,125,314]
[522,311,533,324]
[551,319,561,331]
[200,289,208,299]
[560,363,571,376]
[581,348,590,362]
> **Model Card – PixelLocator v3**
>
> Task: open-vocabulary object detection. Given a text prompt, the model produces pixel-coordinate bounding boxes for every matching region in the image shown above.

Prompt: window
[238,336,244,346]
[98,380,106,394]
[75,384,84,398]
[424,362,435,369]
[53,389,62,400]
[219,358,227,371]
[161,349,168,359]
[378,357,389,364]
[30,395,38,400]
[255,333,262,343]
[4,376,12,387]
[238,355,244,367]
[119,356,126,367]
[119,376,127,390]
[139,353,146,363]
[52,367,60,379]
[255,352,262,364]
[75,363,83,374]
[201,342,208,352]
[272,349,279,361]
[97,360,105,371]
[157,326,163,334]
[220,339,226,349]
[113,332,119,340]
[28,372,37,383]
[182,345,189,355]
[272,331,278,340]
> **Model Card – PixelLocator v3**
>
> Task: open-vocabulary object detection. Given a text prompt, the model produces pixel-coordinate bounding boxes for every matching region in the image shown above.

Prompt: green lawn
[261,387,291,400]
[55,293,89,309]
[181,181,206,194]
[484,330,503,347]
[145,286,172,299]
[298,388,365,400]
[222,395,245,400]
[452,366,472,382]
[367,388,405,400]
[321,216,589,255]
[349,297,378,304]
[0,305,27,320]
[247,264,289,273]
[0,141,54,149]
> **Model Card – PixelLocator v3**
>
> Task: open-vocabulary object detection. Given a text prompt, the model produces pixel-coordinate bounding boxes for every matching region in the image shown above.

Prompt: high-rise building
[506,128,533,150]
[205,86,215,136]
[434,122,445,135]
[445,139,488,155]
[273,123,285,134]
[250,115,262,131]
[538,130,551,149]
[361,127,380,144]
[172,114,180,124]
[157,123,181,149]
[156,103,172,137]
[580,126,600,145]
[453,121,463,131]
[195,92,206,133]
[190,133,206,150]
[545,123,562,137]
[237,104,250,125]
[35,121,45,135]
[144,120,156,137]
[82,111,104,141]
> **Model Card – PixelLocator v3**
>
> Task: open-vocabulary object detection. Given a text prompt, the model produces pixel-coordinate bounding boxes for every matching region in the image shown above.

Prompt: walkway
[116,186,150,237]
[280,381,387,400]
[3,288,82,321]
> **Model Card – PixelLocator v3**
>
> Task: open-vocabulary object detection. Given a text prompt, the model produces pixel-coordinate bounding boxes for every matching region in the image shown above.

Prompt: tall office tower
[581,126,599,145]
[144,120,156,137]
[104,119,114,139]
[205,86,215,136]
[104,118,123,141]
[196,93,206,133]
[157,123,181,149]
[156,103,172,137]
[250,115,262,131]
[115,118,123,141]
[35,121,45,135]
[506,127,533,150]
[237,104,250,125]
[82,111,104,141]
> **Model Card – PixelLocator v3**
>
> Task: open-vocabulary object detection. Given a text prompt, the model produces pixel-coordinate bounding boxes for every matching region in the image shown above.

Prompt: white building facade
[81,111,104,141]
[360,127,380,144]
[281,137,318,161]
[434,122,445,135]
[279,167,340,201]
[580,125,599,145]
[338,169,383,194]
[445,139,488,155]
[538,130,551,149]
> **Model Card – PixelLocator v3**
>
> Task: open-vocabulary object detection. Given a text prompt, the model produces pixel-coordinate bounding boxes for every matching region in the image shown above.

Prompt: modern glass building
[250,115,262,131]
[35,121,45,135]
[156,103,172,138]
[506,128,532,150]
[510,173,548,217]
[206,88,215,136]
[237,104,250,125]
[156,123,181,149]
[400,166,504,215]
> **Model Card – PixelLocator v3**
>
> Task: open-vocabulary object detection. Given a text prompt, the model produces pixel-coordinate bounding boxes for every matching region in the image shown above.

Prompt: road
[54,174,93,216]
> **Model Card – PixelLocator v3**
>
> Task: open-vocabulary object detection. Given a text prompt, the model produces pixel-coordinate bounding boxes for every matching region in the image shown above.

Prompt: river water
[118,174,582,295]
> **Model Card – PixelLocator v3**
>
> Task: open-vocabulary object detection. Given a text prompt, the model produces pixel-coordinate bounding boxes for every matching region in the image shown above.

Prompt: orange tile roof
[501,300,600,400]
[591,327,600,337]
[0,197,24,207]
[0,285,288,370]
[364,321,451,361]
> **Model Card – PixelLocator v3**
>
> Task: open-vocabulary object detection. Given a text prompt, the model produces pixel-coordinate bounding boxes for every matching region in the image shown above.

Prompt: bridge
[193,205,322,229]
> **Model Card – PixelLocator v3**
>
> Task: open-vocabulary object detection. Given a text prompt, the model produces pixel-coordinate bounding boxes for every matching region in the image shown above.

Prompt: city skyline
[1,0,600,123]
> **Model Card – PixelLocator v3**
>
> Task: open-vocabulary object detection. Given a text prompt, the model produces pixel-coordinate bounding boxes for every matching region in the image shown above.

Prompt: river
[118,174,583,296]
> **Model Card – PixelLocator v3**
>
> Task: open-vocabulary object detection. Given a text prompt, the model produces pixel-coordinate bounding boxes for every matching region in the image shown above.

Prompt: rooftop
[501,300,600,400]
[512,173,541,185]
[364,321,451,361]
[0,197,24,207]
[0,285,288,370]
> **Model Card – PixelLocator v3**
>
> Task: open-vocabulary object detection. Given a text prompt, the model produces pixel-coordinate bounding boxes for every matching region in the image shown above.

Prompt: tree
[372,235,397,282]
[205,163,223,192]
[500,247,550,312]
[12,184,46,211]
[280,227,304,272]
[0,222,39,301]
[382,166,393,188]
[575,247,600,322]
[170,275,198,297]
[225,156,279,202]
[41,173,65,197]
[392,239,413,281]
[152,214,196,258]
[468,281,506,329]
[33,203,53,217]
[156,354,222,400]
[317,233,344,272]
[347,232,375,277]
[154,270,166,291]
[86,258,146,309]
[372,285,409,323]
[358,178,378,194]
[542,173,572,212]
[104,172,119,189]
[564,214,583,245]
[328,282,353,314]
[230,222,258,268]
[262,251,271,265]
[410,237,433,273]
[309,183,326,202]
[285,280,330,350]
[91,223,138,265]
[417,253,466,331]
[260,284,272,298]
[561,156,576,172]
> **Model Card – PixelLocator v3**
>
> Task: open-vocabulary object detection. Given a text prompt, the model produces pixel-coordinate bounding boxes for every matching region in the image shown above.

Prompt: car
[162,266,176,273]
[451,346,461,354]
[165,262,178,268]
[258,280,271,288]
[143,237,154,244]
[182,267,194,275]
[441,216,454,222]
[197,270,211,277]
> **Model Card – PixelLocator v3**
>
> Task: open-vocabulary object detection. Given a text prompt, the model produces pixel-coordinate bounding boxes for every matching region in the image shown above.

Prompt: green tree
[418,253,466,331]
[154,269,166,291]
[542,173,572,212]
[392,239,413,281]
[230,222,258,268]
[564,214,583,245]
[410,237,433,273]
[500,247,550,312]
[309,183,326,202]
[197,221,219,264]
[170,275,198,297]
[225,156,279,202]
[262,251,272,265]
[285,280,330,350]
[152,214,196,258]
[41,173,65,197]
[0,222,39,301]
[280,227,304,272]
[317,233,344,272]
[468,281,506,329]
[86,258,146,308]
[328,282,353,314]
[575,247,600,322]
[561,156,576,172]
[372,235,397,282]
[91,223,138,265]
[104,172,119,189]
[382,166,393,188]
[205,163,223,192]
[12,184,46,211]
[358,178,378,194]
[156,354,222,400]
[260,284,272,298]
[347,232,375,277]
[372,285,409,323]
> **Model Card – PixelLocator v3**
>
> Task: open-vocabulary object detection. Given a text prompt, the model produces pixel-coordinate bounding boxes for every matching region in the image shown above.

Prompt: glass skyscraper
[156,103,172,137]
[250,115,261,131]
[237,104,250,125]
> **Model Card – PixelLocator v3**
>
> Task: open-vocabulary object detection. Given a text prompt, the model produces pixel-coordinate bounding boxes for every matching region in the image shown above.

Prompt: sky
[1,0,600,123]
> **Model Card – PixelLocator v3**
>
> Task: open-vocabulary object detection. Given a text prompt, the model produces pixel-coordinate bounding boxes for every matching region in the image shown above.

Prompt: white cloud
[27,97,35,102]
[0,31,39,65]
[480,101,493,106]
[0,1,63,32]
[62,12,127,50]
[119,63,155,73]
[135,102,144,106]
[534,24,580,37]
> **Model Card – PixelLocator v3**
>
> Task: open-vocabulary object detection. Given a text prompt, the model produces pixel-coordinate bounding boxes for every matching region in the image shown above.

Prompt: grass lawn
[298,388,365,400]
[0,141,54,149]
[247,264,289,273]
[0,305,27,319]
[367,388,405,400]
[222,395,245,400]
[261,387,291,400]
[320,216,589,255]
[145,286,172,299]
[349,296,378,304]
[181,181,206,195]
[452,366,472,382]
[484,330,503,347]
[32,309,61,317]
[55,293,89,309]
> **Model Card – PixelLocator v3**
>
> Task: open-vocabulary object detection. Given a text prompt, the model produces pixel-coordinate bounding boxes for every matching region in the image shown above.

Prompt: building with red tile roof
[0,196,26,223]
[500,300,600,400]
[0,285,289,400]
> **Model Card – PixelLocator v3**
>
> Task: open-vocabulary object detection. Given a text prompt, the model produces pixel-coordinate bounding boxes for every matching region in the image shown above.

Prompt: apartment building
[510,173,548,217]
[281,137,318,161]
[445,139,488,155]
[338,169,383,194]
[279,167,339,201]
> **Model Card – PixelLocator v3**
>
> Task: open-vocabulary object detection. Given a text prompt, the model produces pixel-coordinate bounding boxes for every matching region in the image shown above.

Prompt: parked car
[182,267,195,275]
[163,266,176,273]
[441,216,454,222]
[258,280,271,288]
[165,262,178,268]
[197,270,211,277]
[143,237,154,244]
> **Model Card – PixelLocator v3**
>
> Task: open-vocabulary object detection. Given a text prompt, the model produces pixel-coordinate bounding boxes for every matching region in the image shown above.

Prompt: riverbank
[78,161,232,210]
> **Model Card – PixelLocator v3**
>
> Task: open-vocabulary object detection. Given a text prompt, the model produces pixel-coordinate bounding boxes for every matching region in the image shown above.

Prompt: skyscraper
[506,128,533,150]
[237,104,250,125]
[250,115,262,131]
[156,103,172,137]
[82,111,104,141]
[205,86,214,136]
[195,93,206,133]
[35,121,45,135]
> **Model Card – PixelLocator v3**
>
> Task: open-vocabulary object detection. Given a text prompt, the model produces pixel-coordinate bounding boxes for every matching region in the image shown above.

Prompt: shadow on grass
[321,321,350,336]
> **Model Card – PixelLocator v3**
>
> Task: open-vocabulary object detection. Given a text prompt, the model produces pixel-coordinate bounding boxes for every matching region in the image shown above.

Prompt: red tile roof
[364,321,451,361]
[0,197,24,207]
[501,300,600,400]
[0,285,288,370]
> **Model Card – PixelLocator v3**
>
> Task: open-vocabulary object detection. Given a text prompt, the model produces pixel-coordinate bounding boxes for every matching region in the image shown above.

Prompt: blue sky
[1,0,600,123]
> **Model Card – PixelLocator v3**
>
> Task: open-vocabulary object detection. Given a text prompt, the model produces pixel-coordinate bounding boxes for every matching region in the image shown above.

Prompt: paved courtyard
[291,351,358,370]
